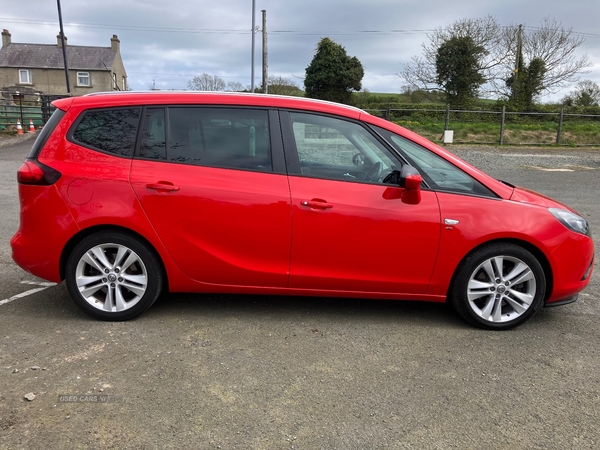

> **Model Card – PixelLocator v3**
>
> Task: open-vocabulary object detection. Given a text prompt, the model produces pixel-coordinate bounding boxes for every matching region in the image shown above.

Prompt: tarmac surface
[1,135,599,449]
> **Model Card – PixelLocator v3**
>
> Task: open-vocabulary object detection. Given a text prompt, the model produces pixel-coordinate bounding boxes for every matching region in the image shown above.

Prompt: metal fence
[366,106,600,147]
[2,93,598,147]
[0,90,67,133]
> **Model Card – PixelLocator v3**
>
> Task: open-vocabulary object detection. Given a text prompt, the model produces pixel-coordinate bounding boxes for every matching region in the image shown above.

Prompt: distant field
[394,119,600,146]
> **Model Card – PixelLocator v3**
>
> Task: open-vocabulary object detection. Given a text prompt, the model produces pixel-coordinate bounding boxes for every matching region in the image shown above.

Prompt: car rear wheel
[450,243,546,330]
[65,231,163,321]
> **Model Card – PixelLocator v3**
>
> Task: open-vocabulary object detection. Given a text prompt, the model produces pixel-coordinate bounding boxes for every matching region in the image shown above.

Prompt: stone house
[0,29,127,97]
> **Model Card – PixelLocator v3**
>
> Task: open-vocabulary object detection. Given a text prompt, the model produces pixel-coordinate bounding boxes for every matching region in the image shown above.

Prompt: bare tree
[266,76,302,96]
[188,73,226,91]
[515,18,590,95]
[401,16,512,95]
[225,81,245,92]
[401,16,590,99]
[562,79,600,106]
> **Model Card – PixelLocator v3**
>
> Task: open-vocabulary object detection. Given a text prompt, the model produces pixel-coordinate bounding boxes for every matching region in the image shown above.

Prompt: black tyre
[65,231,163,321]
[449,243,546,330]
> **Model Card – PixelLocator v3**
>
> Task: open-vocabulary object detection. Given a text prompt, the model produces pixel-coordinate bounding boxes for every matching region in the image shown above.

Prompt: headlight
[549,208,590,236]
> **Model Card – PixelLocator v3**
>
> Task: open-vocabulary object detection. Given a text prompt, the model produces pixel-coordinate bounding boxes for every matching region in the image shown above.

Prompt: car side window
[71,108,141,157]
[164,107,272,172]
[289,112,400,184]
[372,125,497,197]
[139,108,167,160]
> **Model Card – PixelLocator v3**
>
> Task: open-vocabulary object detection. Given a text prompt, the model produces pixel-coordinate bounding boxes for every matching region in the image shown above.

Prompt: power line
[521,25,600,39]
[0,17,434,35]
[2,16,598,39]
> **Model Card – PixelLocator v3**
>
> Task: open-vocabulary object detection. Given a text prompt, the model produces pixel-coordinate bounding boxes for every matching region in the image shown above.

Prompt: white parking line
[0,281,57,306]
[19,281,57,287]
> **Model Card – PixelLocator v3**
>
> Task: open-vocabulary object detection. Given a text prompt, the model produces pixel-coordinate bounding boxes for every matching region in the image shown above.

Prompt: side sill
[544,295,578,308]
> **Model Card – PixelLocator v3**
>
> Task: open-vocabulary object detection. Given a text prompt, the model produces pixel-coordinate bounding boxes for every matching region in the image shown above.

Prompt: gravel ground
[1,138,599,449]
[0,132,37,148]
[448,144,600,169]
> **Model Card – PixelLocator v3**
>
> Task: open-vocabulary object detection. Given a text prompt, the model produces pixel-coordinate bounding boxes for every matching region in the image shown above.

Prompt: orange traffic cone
[16,120,23,135]
[29,119,35,133]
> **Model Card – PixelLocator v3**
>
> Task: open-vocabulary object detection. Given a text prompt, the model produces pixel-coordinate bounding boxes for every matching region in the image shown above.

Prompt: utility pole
[250,0,256,93]
[57,0,71,95]
[512,24,523,102]
[262,10,268,94]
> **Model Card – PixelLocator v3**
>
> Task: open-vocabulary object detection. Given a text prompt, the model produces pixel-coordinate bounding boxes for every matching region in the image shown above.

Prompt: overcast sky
[2,0,599,102]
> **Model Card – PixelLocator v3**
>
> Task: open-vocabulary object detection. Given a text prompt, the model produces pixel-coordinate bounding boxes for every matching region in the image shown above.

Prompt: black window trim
[67,106,142,159]
[133,105,287,175]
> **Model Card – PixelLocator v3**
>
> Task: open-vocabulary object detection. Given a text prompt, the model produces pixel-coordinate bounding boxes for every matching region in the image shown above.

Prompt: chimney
[57,32,67,48]
[110,35,120,52]
[1,29,11,48]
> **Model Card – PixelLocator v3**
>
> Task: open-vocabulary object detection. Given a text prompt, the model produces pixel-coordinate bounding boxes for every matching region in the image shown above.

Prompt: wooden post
[500,105,506,145]
[556,106,564,144]
[262,10,268,94]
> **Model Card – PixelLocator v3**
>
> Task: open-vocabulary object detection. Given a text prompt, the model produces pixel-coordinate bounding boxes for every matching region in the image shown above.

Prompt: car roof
[53,91,368,120]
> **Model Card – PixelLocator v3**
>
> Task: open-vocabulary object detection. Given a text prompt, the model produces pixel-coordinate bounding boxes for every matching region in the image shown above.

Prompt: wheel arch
[448,238,554,302]
[59,225,169,292]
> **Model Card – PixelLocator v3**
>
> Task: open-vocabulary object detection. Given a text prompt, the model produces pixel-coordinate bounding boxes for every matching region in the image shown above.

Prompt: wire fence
[366,106,600,147]
[2,92,599,147]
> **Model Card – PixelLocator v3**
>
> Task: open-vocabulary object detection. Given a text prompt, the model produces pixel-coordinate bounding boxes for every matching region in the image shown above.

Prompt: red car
[11,92,594,329]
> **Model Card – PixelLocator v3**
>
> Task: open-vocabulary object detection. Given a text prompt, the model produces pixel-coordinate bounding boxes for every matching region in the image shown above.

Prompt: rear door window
[71,108,141,157]
[139,108,167,160]
[138,107,273,172]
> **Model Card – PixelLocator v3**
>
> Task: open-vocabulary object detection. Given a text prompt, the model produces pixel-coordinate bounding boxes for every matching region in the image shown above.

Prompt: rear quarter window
[70,108,141,157]
[28,108,65,158]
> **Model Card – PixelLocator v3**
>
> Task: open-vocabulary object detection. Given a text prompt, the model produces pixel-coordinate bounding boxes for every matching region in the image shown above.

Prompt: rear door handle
[146,182,180,192]
[301,199,333,210]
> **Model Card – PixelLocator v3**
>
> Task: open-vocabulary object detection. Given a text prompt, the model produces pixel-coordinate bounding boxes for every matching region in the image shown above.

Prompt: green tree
[435,36,486,107]
[506,56,547,110]
[304,37,364,105]
[401,16,590,99]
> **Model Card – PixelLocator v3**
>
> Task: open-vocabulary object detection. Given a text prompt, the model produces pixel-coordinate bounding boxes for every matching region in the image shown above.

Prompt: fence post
[18,93,24,126]
[444,104,450,130]
[499,106,506,145]
[556,106,564,145]
[384,109,390,121]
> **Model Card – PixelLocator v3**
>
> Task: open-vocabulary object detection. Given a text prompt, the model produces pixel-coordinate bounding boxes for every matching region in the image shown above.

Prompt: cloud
[2,0,598,100]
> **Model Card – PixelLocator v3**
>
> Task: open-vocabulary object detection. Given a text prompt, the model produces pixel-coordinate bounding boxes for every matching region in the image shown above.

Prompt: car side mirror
[399,165,422,204]
[399,165,422,190]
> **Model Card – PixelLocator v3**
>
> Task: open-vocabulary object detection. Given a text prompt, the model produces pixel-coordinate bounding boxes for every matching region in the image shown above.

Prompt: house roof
[0,43,117,71]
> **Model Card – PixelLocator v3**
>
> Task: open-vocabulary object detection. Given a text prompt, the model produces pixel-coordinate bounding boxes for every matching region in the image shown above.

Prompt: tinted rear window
[138,107,272,172]
[71,108,141,157]
[28,108,65,158]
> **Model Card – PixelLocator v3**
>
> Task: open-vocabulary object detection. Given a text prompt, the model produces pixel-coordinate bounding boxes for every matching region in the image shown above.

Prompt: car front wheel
[450,243,546,330]
[65,231,163,321]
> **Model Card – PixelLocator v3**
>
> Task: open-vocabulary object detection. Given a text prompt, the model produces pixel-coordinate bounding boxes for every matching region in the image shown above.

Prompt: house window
[122,76,126,91]
[19,69,32,84]
[112,73,117,89]
[77,72,90,87]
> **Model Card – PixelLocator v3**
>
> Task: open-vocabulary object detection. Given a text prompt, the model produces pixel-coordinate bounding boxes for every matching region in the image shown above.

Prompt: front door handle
[301,199,333,210]
[146,182,180,192]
